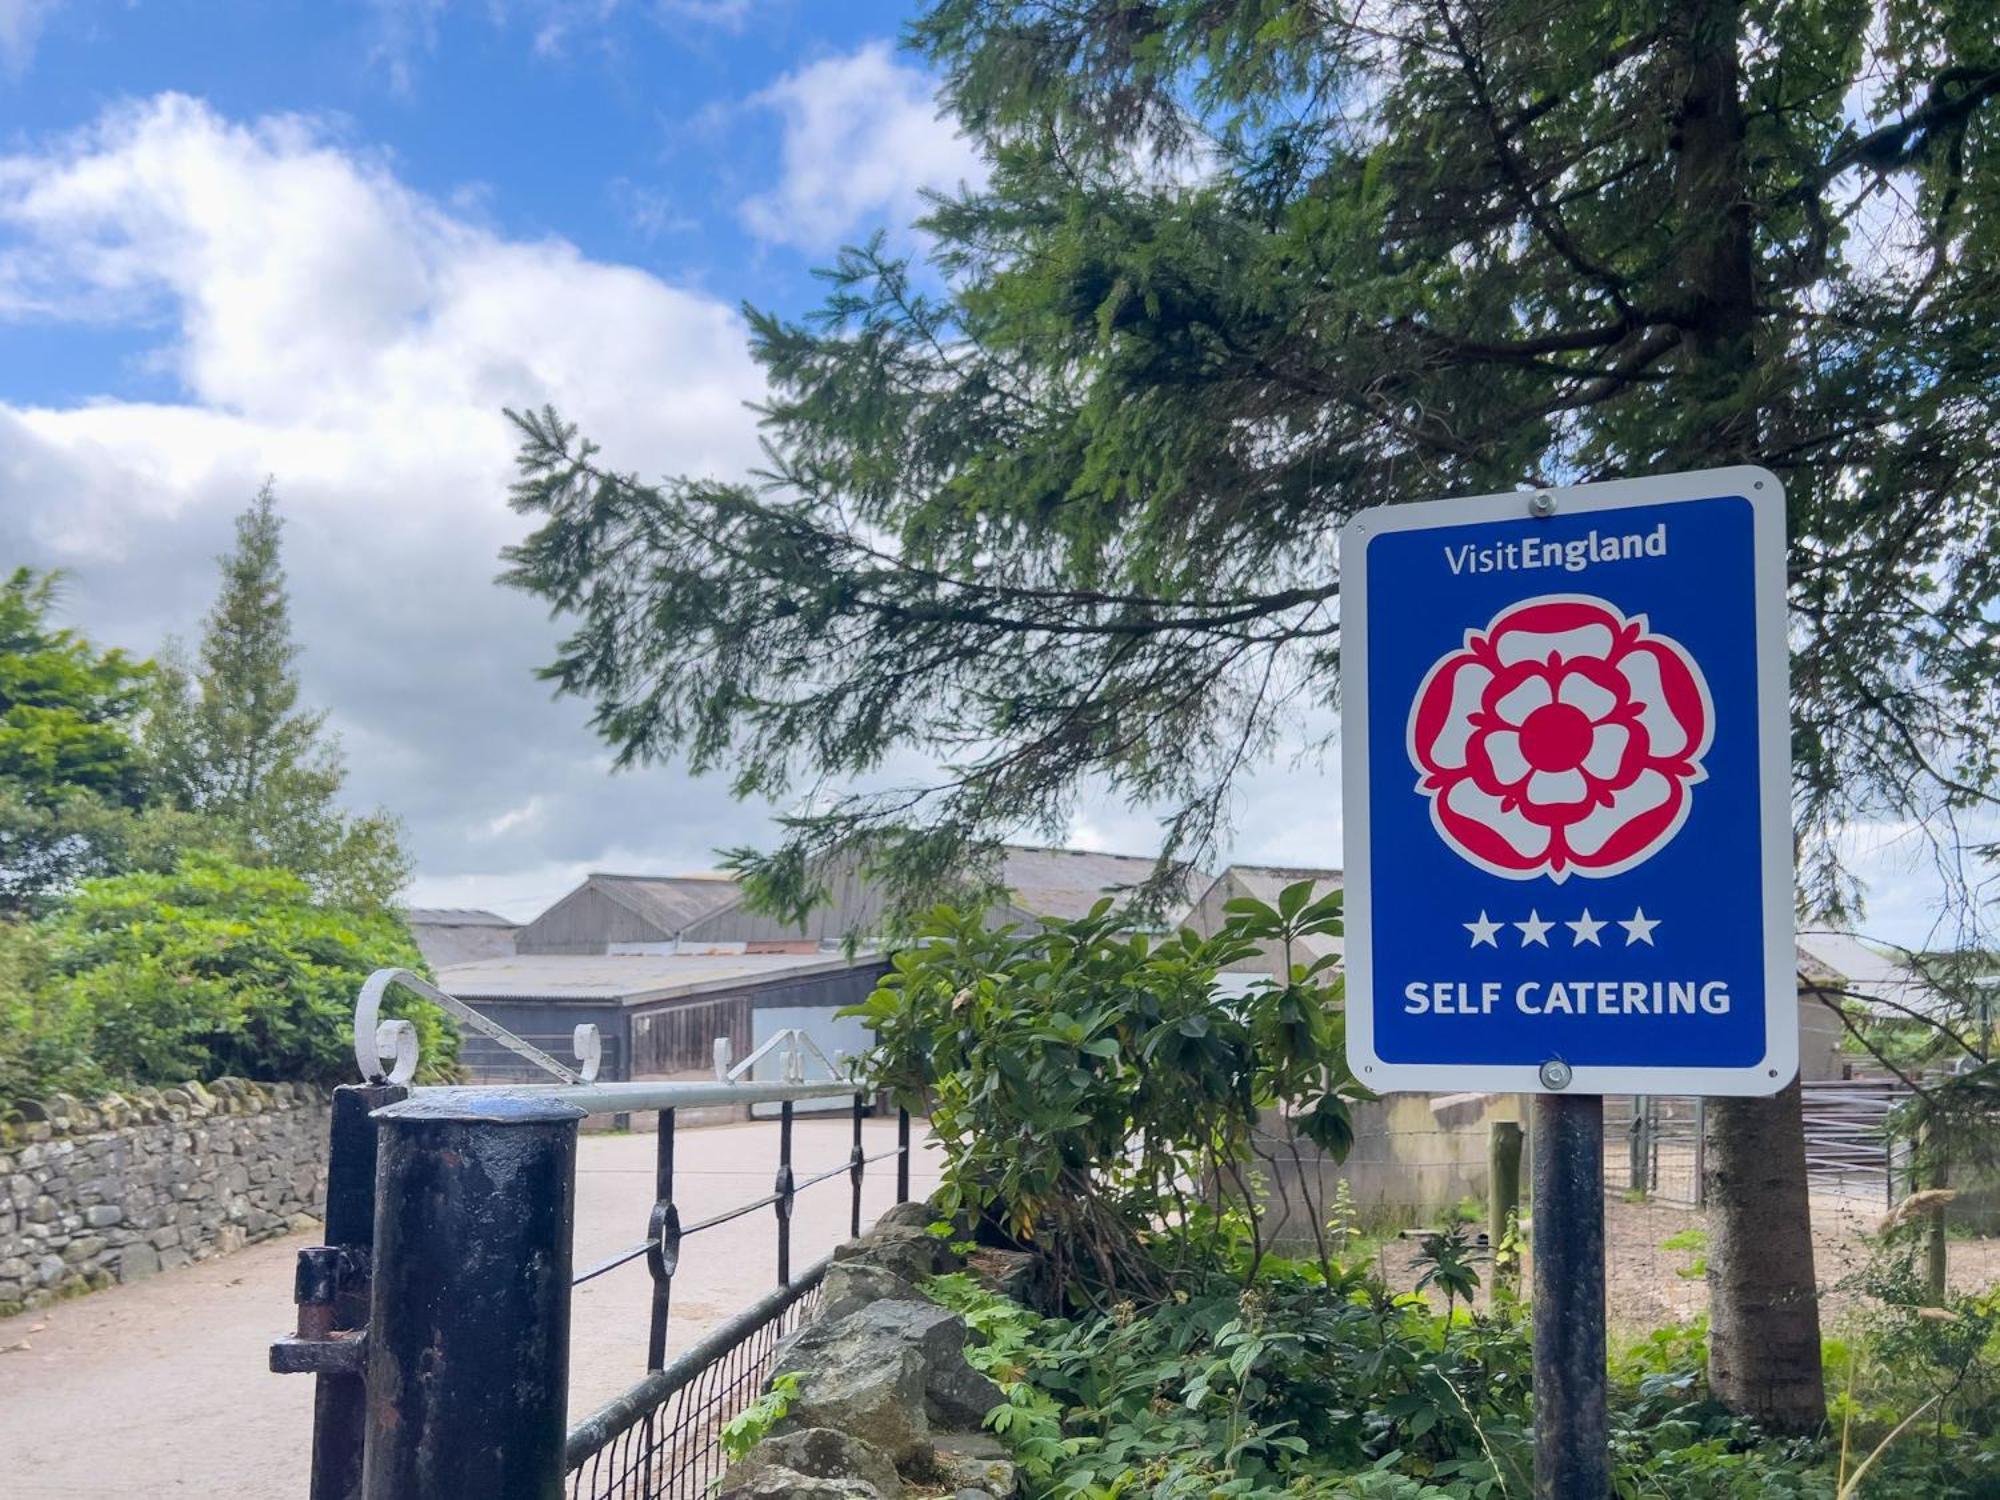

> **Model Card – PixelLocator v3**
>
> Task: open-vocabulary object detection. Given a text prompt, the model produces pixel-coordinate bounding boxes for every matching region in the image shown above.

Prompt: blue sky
[0,1,1973,951]
[1,0,929,404]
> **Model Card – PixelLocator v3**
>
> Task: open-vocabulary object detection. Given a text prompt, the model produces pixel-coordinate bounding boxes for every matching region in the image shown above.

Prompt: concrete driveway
[0,1114,940,1500]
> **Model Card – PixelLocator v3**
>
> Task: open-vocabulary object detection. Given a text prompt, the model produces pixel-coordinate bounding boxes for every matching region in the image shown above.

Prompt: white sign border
[1340,466,1796,1097]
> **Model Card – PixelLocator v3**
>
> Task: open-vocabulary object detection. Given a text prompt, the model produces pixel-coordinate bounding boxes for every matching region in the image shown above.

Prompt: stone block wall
[0,1078,330,1315]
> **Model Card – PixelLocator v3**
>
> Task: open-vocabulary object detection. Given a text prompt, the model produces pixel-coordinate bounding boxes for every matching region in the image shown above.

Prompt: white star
[1464,911,1502,948]
[1620,908,1661,946]
[1514,910,1552,947]
[1566,909,1606,946]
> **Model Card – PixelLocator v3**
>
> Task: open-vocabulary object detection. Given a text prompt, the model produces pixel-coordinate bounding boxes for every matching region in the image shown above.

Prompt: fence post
[849,1093,866,1239]
[272,1082,405,1500]
[1532,1093,1607,1500]
[1920,1116,1949,1305]
[896,1106,911,1204]
[1627,1096,1650,1196]
[1692,1097,1707,1208]
[776,1099,796,1286]
[646,1107,679,1371]
[363,1092,584,1500]
[1488,1120,1524,1281]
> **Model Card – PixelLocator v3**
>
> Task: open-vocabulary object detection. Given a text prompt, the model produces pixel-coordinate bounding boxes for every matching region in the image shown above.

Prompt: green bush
[0,853,453,1103]
[931,1251,2000,1500]
[846,882,1360,1299]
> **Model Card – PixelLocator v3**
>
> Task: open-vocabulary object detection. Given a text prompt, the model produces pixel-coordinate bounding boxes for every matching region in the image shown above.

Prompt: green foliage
[502,1,2000,925]
[1661,1227,1711,1281]
[931,1258,2000,1500]
[144,483,409,908]
[0,568,196,911]
[845,882,1360,1298]
[3,854,453,1101]
[721,1372,801,1463]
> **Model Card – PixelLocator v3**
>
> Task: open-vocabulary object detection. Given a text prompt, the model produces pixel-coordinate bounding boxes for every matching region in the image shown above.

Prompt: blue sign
[1340,468,1795,1096]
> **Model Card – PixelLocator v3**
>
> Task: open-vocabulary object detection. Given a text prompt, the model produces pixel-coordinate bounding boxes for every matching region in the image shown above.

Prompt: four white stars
[1464,906,1659,948]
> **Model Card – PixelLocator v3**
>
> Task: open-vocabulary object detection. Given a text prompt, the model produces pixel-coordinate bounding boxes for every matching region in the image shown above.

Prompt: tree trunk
[1703,1080,1825,1432]
[1669,0,1828,1433]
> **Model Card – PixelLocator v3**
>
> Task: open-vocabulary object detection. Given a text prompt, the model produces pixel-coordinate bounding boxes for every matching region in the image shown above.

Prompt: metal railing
[1601,1081,1916,1209]
[273,971,913,1500]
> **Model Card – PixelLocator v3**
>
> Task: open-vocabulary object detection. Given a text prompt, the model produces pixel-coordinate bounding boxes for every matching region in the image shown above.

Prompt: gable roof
[998,845,1207,925]
[1796,929,1954,1021]
[581,872,742,935]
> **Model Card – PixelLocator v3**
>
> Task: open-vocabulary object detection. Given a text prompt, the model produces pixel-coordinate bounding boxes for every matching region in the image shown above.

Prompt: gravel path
[0,1114,940,1500]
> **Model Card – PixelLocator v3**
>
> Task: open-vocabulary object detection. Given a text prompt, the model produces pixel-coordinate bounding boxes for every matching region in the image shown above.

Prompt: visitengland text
[1444,523,1669,577]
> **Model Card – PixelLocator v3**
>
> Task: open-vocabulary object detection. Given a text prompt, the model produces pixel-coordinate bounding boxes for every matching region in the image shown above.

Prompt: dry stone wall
[0,1078,330,1315]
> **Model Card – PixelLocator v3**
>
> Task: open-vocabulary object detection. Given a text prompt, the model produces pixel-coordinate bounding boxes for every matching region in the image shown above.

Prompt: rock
[966,1249,1039,1306]
[932,1434,1018,1498]
[818,1262,925,1323]
[832,1226,947,1284]
[786,1299,1002,1430]
[83,1205,124,1228]
[119,1244,161,1281]
[716,1468,886,1500]
[724,1428,902,1498]
[772,1337,931,1466]
[874,1200,938,1232]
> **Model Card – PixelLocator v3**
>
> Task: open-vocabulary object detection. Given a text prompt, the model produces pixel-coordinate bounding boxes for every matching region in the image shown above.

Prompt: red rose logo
[1407,595,1712,879]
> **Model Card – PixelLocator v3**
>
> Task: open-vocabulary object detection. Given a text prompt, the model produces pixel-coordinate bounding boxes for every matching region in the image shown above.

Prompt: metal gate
[271,970,911,1500]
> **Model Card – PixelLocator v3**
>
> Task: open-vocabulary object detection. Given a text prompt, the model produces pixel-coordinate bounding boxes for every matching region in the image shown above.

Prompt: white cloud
[0,94,776,900]
[739,41,985,252]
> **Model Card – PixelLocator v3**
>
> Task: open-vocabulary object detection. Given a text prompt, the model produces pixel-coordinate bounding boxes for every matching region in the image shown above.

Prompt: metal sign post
[1340,468,1796,1497]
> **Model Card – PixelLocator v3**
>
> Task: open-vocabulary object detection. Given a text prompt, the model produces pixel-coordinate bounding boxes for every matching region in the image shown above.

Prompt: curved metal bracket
[353,968,591,1086]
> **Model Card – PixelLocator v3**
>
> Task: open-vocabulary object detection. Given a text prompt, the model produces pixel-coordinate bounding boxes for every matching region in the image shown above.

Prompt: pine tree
[148,483,409,907]
[502,1,2000,1430]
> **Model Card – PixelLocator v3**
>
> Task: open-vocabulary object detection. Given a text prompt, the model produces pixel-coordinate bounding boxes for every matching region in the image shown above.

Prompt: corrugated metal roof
[585,873,742,935]
[404,907,518,928]
[1796,929,1949,1020]
[434,950,878,1006]
[999,845,1207,924]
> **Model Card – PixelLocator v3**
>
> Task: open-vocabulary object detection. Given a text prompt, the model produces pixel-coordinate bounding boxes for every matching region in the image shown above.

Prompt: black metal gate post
[363,1091,585,1500]
[271,1082,407,1500]
[1532,1092,1608,1500]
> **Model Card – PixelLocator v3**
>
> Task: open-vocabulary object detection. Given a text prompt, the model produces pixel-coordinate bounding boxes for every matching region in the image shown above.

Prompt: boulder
[818,1261,925,1323]
[723,1428,902,1499]
[786,1299,1003,1430]
[772,1337,931,1466]
[832,1225,947,1284]
[716,1468,887,1500]
[873,1200,938,1232]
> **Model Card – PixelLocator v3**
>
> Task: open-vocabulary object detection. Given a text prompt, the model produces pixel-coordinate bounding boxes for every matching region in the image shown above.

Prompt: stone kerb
[0,1078,332,1315]
[718,1199,1036,1500]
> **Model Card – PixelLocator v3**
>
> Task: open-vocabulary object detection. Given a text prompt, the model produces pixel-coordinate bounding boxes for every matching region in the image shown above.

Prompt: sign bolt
[1529,491,1556,518]
[1539,1058,1573,1090]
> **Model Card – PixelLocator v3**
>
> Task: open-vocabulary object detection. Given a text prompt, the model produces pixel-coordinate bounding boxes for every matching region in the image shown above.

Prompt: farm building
[403,906,520,967]
[434,949,889,1084]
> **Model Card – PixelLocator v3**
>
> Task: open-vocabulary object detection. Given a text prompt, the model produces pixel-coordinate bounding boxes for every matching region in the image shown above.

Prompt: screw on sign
[1340,468,1794,1499]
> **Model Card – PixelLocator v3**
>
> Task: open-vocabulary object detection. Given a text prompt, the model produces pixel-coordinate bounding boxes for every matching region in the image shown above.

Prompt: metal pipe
[362,1091,584,1500]
[1532,1093,1608,1500]
[390,1077,856,1116]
